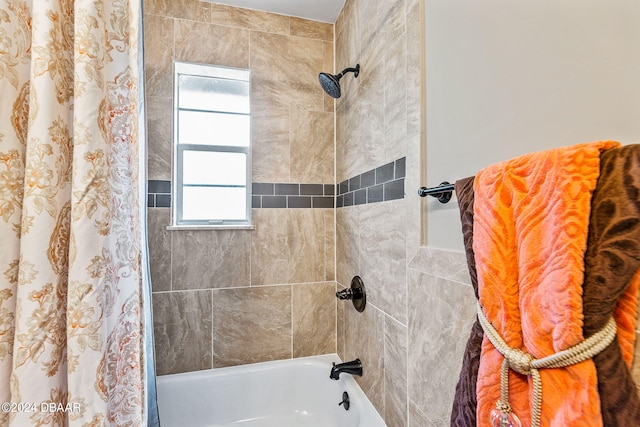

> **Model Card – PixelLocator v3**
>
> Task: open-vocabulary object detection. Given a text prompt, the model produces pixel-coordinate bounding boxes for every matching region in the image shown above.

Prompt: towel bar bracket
[418,182,454,204]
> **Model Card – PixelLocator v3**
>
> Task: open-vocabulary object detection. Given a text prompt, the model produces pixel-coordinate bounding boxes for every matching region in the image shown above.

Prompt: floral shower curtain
[0,0,148,425]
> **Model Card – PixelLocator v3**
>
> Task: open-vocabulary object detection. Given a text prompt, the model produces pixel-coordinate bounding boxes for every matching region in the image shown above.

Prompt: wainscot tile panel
[406,0,422,137]
[408,269,477,425]
[251,209,328,285]
[323,41,335,113]
[290,110,334,183]
[360,199,407,324]
[147,95,172,178]
[251,108,291,183]
[336,62,385,182]
[405,133,422,259]
[153,290,212,375]
[409,402,435,427]
[292,282,337,357]
[408,246,471,285]
[337,286,347,359]
[384,316,408,427]
[145,0,210,22]
[212,286,292,368]
[290,16,333,41]
[172,229,251,290]
[344,301,385,418]
[323,209,336,281]
[174,19,249,68]
[210,3,290,34]
[251,31,324,111]
[336,206,360,288]
[384,25,408,162]
[148,208,171,292]
[144,13,174,98]
[334,0,359,102]
[358,0,400,76]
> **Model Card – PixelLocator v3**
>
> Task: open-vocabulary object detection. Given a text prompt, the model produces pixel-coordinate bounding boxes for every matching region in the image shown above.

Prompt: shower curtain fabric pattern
[0,0,145,425]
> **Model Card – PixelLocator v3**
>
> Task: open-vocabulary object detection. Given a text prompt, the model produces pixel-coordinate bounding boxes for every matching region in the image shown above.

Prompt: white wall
[425,0,640,251]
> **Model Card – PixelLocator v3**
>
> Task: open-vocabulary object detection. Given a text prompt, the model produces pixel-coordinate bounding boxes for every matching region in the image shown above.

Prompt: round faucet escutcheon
[335,276,366,312]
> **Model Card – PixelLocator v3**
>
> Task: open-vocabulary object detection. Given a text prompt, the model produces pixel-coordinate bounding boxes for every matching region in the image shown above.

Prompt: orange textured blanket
[472,141,620,426]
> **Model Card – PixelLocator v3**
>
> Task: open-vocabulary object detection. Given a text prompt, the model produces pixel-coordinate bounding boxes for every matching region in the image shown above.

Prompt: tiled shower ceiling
[206,0,346,23]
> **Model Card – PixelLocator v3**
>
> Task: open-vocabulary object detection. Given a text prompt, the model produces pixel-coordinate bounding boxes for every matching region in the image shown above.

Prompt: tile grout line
[210,289,214,369]
[290,284,294,359]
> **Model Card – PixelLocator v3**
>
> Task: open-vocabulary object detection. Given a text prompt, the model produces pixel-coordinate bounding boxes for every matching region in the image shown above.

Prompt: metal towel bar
[417,181,454,203]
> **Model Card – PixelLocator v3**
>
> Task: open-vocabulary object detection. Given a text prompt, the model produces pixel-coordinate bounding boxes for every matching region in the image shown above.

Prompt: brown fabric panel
[582,145,640,425]
[450,176,482,427]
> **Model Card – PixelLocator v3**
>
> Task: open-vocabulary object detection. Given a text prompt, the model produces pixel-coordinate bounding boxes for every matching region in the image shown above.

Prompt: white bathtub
[157,354,387,427]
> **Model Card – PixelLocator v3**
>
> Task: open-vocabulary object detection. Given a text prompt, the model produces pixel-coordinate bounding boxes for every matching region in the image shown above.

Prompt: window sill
[166,224,255,231]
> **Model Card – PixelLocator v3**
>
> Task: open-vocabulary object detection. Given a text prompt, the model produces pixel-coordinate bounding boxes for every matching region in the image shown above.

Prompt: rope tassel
[477,303,617,427]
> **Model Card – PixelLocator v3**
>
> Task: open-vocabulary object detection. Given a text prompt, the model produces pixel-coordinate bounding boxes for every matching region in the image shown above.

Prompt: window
[173,62,251,226]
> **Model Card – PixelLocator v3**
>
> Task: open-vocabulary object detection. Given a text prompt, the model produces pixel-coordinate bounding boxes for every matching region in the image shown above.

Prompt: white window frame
[172,61,252,228]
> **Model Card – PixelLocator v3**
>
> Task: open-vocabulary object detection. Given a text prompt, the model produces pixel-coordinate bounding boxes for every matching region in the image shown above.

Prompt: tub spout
[330,359,362,380]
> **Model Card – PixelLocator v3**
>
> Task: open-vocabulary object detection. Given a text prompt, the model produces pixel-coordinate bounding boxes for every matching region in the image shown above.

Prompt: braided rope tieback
[477,302,617,427]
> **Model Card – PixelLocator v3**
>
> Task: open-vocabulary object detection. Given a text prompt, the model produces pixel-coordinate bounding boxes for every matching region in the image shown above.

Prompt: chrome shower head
[318,64,360,99]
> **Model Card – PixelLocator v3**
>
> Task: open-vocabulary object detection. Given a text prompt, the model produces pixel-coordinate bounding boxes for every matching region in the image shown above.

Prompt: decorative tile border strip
[337,157,406,208]
[147,180,335,209]
[148,180,171,208]
[252,183,335,209]
[148,156,405,210]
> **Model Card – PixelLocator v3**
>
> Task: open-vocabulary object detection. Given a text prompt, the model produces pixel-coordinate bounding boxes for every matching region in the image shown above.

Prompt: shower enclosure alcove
[145,0,444,425]
[145,1,337,375]
[146,0,640,426]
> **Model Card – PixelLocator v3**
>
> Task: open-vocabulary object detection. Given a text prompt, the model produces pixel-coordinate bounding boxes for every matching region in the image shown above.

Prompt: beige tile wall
[145,1,337,375]
[334,0,424,426]
[336,1,640,426]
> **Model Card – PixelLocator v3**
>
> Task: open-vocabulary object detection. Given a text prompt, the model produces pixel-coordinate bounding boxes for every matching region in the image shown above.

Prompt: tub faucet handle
[336,276,367,313]
[336,288,355,300]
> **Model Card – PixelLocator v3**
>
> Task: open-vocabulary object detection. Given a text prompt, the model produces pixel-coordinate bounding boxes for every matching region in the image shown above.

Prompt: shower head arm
[318,64,360,99]
[337,64,360,79]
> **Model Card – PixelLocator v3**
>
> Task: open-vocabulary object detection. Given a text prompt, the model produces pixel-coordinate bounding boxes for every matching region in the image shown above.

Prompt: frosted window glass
[182,187,246,221]
[178,75,249,114]
[173,62,251,225]
[178,111,250,147]
[183,151,246,186]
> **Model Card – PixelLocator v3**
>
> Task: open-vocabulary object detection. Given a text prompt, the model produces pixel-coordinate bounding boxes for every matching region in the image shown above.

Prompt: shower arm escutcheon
[336,276,366,312]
